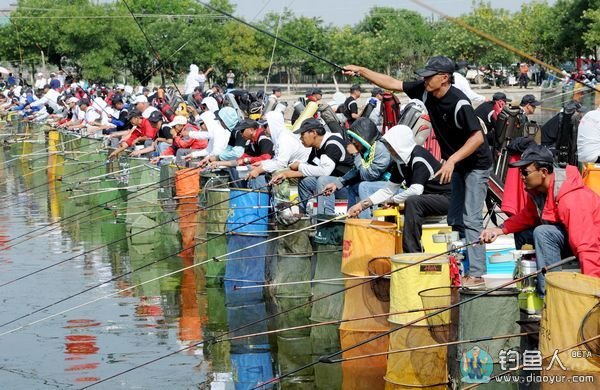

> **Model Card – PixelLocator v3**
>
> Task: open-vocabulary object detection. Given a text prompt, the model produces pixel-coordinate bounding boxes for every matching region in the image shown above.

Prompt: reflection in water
[63,320,101,383]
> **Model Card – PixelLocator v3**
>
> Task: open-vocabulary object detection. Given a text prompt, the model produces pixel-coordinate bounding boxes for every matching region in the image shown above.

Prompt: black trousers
[403,194,451,253]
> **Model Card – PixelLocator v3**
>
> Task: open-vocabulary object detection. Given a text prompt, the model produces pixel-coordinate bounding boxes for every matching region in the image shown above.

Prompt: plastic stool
[373,204,404,231]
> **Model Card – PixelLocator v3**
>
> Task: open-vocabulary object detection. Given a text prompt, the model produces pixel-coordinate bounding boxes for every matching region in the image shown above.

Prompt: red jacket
[502,165,600,277]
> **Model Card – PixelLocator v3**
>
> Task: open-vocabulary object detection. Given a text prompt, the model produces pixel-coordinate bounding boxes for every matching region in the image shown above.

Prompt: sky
[229,0,557,26]
[0,1,556,25]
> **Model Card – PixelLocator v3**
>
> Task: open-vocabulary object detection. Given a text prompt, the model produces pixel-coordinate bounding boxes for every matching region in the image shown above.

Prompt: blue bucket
[224,234,267,306]
[227,189,270,236]
[231,350,274,390]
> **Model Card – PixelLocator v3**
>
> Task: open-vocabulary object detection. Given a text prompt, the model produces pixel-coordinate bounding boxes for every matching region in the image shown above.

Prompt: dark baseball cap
[415,56,456,77]
[148,110,163,123]
[312,88,323,95]
[509,144,554,167]
[293,118,324,134]
[520,94,541,107]
[233,119,259,133]
[371,87,384,97]
[128,109,142,120]
[350,84,361,92]
[78,98,90,106]
[492,92,510,101]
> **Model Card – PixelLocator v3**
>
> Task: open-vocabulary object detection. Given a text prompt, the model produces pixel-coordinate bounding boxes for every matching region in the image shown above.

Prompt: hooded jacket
[502,165,600,277]
[260,111,311,173]
[188,111,229,158]
[184,64,202,95]
[339,118,391,186]
[368,125,449,205]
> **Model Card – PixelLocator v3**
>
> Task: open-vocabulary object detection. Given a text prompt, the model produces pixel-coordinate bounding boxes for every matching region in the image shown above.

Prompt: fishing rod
[0,199,343,337]
[121,0,183,97]
[78,212,347,389]
[0,158,109,203]
[254,256,577,388]
[78,238,479,388]
[410,0,600,95]
[0,153,102,190]
[1,166,241,250]
[217,306,451,344]
[325,332,535,363]
[197,1,345,71]
[0,163,212,248]
[0,179,268,289]
[233,275,377,290]
[463,333,600,390]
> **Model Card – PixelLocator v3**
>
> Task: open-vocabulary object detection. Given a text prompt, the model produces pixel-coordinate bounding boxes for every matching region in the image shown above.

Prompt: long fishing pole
[0,179,267,289]
[463,333,600,390]
[325,332,535,363]
[233,275,376,290]
[197,1,345,71]
[254,256,577,388]
[410,0,600,95]
[0,163,210,248]
[0,158,108,205]
[121,0,183,97]
[78,239,479,388]
[216,306,451,344]
[78,213,347,389]
[0,204,344,338]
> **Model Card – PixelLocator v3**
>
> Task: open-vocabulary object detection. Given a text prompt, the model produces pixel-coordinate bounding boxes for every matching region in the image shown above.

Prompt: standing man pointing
[344,56,493,287]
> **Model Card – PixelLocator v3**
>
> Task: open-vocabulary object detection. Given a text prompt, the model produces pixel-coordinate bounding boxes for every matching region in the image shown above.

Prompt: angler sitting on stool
[347,125,451,253]
[270,118,353,216]
[480,144,600,295]
[322,117,392,218]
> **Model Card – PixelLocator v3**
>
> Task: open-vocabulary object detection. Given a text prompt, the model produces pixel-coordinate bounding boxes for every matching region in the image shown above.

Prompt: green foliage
[432,3,519,66]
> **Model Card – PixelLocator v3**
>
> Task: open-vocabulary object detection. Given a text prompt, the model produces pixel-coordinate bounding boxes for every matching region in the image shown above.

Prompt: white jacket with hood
[261,111,311,173]
[368,125,431,205]
[184,64,203,95]
[189,111,230,158]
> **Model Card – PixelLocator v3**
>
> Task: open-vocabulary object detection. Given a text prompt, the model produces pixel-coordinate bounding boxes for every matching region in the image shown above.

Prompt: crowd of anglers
[2,54,600,294]
[1,39,600,388]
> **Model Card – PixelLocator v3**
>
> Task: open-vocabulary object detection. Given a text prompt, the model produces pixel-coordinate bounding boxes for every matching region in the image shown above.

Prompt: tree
[431,2,519,66]
[355,7,434,77]
[513,2,562,63]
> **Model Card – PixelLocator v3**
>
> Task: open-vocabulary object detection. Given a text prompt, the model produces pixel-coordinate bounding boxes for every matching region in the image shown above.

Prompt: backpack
[398,99,432,146]
[380,92,401,134]
[494,105,525,148]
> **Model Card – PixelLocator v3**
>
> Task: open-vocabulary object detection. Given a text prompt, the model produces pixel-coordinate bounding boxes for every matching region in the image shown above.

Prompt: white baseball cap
[134,95,148,104]
[167,115,188,127]
[66,97,79,104]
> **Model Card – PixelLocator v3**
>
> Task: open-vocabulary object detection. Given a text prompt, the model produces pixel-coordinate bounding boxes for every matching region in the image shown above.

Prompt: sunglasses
[519,168,537,177]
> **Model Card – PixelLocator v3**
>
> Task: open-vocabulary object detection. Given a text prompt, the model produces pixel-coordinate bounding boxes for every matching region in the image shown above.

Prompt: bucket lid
[391,253,448,265]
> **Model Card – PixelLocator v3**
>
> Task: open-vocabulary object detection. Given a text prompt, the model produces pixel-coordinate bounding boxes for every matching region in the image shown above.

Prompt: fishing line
[121,0,184,97]
[78,238,478,388]
[0,180,269,288]
[410,0,600,95]
[0,193,338,335]
[253,256,577,388]
[197,1,345,71]
[326,332,535,363]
